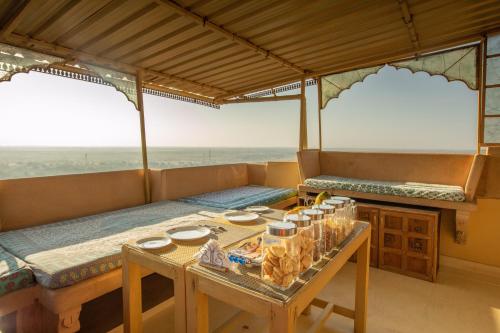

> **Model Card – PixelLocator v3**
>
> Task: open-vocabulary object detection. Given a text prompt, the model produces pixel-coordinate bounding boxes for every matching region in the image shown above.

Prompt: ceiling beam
[220,94,301,104]
[397,0,420,52]
[0,0,36,38]
[154,0,307,75]
[1,32,228,97]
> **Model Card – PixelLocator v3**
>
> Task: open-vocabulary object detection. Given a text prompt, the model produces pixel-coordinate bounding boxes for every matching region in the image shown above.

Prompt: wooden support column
[317,77,323,150]
[478,38,486,152]
[299,78,308,150]
[136,70,151,204]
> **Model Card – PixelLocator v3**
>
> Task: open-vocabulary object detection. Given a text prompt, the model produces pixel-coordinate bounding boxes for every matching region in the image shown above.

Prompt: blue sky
[0,66,477,151]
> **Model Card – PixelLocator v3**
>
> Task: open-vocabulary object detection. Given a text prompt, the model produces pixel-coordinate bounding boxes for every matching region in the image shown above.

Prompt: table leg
[174,268,186,333]
[270,304,295,333]
[123,255,143,333]
[354,237,370,333]
[186,270,209,333]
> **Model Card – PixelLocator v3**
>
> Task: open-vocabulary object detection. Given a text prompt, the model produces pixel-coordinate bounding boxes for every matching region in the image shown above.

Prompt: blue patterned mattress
[304,175,465,202]
[177,185,298,210]
[0,246,35,296]
[0,201,223,289]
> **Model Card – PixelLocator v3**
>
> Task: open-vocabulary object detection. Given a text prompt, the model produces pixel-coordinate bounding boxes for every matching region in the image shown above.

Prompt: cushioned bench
[150,163,298,210]
[304,175,465,202]
[297,150,487,244]
[177,185,298,210]
[0,200,222,289]
[0,246,34,296]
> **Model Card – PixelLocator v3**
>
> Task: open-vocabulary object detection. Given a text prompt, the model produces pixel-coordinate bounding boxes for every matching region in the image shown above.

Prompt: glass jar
[349,199,357,234]
[313,204,335,254]
[261,222,300,290]
[324,199,346,246]
[302,209,324,262]
[286,214,314,274]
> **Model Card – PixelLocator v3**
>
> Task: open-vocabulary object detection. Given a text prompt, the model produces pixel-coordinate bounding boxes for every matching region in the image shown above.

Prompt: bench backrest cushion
[0,170,146,231]
[319,151,474,187]
[151,164,249,201]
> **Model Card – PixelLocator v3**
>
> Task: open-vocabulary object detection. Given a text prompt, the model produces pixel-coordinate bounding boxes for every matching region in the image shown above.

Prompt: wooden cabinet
[356,203,439,282]
[356,205,379,267]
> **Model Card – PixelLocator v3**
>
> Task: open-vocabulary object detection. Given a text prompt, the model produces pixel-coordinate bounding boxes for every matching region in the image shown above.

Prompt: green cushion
[0,201,223,289]
[304,175,465,202]
[0,246,34,296]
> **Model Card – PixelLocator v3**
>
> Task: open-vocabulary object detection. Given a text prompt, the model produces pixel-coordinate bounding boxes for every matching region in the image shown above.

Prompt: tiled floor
[131,263,500,333]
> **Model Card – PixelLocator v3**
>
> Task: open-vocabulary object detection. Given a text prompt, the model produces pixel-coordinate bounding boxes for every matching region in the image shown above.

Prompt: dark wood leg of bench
[41,305,82,333]
[455,210,470,245]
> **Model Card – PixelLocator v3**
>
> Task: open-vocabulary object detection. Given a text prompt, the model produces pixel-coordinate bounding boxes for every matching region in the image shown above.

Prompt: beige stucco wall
[440,199,500,267]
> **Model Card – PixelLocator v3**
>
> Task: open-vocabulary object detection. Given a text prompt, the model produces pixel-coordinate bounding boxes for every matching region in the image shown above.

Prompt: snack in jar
[313,204,335,254]
[261,222,300,290]
[323,199,345,247]
[301,209,325,262]
[285,214,314,273]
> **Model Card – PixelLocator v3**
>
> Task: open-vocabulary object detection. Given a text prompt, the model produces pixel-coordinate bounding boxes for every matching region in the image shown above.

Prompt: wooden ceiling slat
[172,51,262,78]
[153,0,306,74]
[274,20,405,61]
[15,0,68,35]
[255,3,398,54]
[298,36,411,70]
[54,0,123,44]
[0,0,35,38]
[79,3,159,52]
[289,30,409,66]
[133,30,214,68]
[29,0,84,37]
[195,60,281,85]
[219,0,321,39]
[146,36,227,70]
[60,0,146,49]
[205,63,286,87]
[117,22,199,63]
[217,72,300,95]
[98,13,181,58]
[154,41,235,72]
[217,68,296,92]
[274,23,404,65]
[242,1,374,44]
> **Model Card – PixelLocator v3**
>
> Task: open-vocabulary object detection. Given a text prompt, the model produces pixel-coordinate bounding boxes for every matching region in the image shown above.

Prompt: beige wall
[319,151,474,186]
[440,199,500,267]
[150,164,249,201]
[0,170,145,231]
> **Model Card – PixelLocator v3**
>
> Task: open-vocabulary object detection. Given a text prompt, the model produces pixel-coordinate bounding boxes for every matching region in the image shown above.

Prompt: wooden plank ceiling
[0,0,499,104]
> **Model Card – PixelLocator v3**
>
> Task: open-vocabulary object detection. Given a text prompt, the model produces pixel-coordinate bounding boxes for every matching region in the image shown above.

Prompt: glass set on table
[261,195,358,290]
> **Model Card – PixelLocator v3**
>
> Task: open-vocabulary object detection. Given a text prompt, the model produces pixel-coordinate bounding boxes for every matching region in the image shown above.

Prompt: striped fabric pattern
[177,185,297,210]
[304,175,465,202]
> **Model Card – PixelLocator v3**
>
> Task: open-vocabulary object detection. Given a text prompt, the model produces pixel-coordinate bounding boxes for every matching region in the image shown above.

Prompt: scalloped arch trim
[321,46,478,109]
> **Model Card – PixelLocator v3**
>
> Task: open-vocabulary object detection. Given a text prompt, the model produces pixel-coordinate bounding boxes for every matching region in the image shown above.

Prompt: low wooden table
[122,213,276,333]
[186,222,371,333]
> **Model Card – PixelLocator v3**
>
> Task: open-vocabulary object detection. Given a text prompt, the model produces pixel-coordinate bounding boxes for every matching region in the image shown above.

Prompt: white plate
[246,206,270,213]
[167,226,211,241]
[225,211,260,223]
[136,237,172,250]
